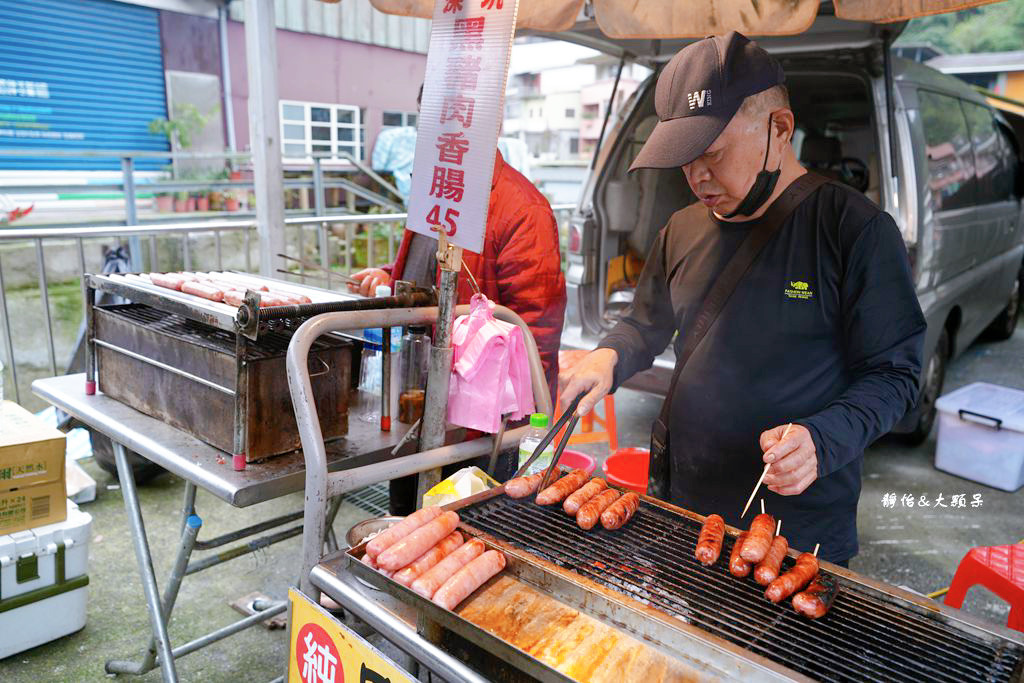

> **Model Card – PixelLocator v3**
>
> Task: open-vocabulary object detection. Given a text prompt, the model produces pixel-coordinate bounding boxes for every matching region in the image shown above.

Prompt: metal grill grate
[459,495,1024,683]
[340,482,390,517]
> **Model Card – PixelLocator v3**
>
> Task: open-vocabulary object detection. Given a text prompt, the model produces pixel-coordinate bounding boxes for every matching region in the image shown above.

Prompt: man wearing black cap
[560,32,926,565]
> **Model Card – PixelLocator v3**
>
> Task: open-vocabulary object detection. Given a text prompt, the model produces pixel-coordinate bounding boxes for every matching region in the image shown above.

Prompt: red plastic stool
[944,544,1024,632]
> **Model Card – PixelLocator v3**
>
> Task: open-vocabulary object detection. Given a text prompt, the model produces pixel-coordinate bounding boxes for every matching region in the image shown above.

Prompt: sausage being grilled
[765,552,818,603]
[535,468,589,505]
[149,272,191,291]
[392,531,464,587]
[563,478,607,516]
[695,514,726,566]
[365,506,443,560]
[600,491,640,530]
[411,539,486,600]
[729,532,753,578]
[577,489,620,531]
[739,513,776,564]
[793,573,839,619]
[505,472,546,499]
[754,535,789,586]
[181,281,225,302]
[377,511,460,571]
[432,550,506,611]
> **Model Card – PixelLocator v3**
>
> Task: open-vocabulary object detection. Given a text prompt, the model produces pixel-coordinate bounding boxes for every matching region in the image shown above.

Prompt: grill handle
[958,409,1002,430]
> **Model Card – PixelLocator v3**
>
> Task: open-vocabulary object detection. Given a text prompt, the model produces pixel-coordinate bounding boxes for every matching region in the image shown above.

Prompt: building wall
[225,20,425,161]
[1005,72,1024,102]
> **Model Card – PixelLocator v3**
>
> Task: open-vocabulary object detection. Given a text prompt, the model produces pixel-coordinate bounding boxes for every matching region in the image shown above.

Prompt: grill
[455,494,1024,683]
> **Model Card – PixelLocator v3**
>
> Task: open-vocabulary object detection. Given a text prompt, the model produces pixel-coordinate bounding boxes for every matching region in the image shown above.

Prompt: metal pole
[180,481,197,538]
[110,442,178,683]
[0,256,20,403]
[244,228,252,272]
[149,236,158,271]
[319,223,330,290]
[35,239,58,377]
[415,245,460,506]
[122,156,143,271]
[182,234,192,272]
[215,230,223,271]
[244,0,286,277]
[167,601,287,659]
[219,4,237,155]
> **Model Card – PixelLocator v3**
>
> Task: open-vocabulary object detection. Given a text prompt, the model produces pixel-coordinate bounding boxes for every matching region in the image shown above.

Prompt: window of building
[565,108,576,119]
[569,136,579,155]
[382,111,418,128]
[280,100,362,162]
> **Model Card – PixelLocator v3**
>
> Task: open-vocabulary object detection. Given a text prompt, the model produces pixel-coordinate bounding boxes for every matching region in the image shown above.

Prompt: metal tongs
[512,393,584,490]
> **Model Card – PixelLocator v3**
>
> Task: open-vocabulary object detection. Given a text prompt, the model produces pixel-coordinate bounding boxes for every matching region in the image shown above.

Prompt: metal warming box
[93,302,351,461]
[321,488,1024,683]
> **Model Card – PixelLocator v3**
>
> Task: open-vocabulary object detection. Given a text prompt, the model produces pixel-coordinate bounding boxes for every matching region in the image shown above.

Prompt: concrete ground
[1,320,1021,681]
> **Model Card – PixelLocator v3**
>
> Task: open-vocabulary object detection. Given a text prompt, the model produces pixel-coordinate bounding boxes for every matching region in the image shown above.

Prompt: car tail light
[568,223,582,253]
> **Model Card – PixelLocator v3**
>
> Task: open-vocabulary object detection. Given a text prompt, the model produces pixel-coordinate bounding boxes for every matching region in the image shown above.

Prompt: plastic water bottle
[518,413,554,475]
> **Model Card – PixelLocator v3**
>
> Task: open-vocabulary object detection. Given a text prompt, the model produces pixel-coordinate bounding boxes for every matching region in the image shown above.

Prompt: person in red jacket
[350,149,566,404]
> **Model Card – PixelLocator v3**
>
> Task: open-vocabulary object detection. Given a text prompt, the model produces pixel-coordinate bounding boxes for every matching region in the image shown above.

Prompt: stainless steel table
[33,373,433,683]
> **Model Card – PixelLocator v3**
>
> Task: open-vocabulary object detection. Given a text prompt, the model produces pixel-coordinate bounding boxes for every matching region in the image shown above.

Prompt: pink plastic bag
[447,294,535,432]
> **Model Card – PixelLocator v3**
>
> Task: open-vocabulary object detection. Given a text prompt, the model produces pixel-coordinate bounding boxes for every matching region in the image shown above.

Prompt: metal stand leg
[180,481,197,538]
[108,442,179,683]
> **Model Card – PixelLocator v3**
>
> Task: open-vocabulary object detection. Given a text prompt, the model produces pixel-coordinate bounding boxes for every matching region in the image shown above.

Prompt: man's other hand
[348,268,392,297]
[558,348,618,416]
[759,424,818,496]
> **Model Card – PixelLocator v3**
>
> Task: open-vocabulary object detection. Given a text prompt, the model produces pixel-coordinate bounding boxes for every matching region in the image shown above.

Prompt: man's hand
[759,424,818,496]
[558,348,618,416]
[347,268,392,297]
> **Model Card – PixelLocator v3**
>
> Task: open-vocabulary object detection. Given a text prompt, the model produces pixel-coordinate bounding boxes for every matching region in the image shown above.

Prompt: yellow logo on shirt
[784,280,814,300]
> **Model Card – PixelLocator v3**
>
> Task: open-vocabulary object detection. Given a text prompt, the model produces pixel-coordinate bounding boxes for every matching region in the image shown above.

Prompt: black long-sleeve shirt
[598,179,926,562]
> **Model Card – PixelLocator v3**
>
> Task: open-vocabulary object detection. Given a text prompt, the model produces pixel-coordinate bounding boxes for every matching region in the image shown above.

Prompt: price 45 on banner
[406,0,519,254]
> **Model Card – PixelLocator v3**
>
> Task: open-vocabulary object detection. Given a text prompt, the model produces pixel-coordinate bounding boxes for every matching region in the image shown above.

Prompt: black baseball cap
[630,31,785,171]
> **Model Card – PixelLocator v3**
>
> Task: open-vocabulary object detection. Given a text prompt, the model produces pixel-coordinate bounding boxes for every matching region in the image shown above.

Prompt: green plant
[148,103,219,150]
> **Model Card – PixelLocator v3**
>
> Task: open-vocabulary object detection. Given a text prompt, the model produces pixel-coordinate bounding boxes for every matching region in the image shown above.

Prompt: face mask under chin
[719,116,782,219]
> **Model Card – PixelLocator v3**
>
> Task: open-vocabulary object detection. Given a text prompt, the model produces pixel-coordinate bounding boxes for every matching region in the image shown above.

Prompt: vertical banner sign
[406,0,520,254]
[287,588,416,683]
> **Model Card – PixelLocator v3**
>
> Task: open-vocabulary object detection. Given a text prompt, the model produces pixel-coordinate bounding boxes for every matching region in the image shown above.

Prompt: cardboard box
[0,401,67,534]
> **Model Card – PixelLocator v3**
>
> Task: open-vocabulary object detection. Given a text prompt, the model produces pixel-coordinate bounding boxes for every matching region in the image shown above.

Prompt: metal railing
[0,203,575,406]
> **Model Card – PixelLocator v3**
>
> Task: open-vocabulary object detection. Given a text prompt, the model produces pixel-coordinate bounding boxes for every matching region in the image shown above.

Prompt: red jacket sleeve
[492,201,567,404]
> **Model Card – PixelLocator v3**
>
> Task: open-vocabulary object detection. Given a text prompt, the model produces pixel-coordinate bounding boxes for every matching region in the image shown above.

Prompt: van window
[995,124,1019,200]
[961,101,1007,204]
[918,90,973,212]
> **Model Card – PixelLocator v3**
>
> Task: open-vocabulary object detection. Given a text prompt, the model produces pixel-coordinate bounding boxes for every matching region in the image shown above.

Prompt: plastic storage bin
[935,382,1024,492]
[0,499,91,658]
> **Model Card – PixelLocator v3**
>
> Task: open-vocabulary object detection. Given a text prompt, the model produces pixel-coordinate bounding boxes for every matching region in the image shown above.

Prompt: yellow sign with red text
[287,588,416,683]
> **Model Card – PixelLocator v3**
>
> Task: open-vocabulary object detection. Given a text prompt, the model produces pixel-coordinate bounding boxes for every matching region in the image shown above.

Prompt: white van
[560,14,1024,442]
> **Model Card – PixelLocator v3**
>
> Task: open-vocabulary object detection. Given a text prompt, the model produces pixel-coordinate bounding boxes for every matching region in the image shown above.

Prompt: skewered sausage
[392,531,464,587]
[411,538,486,599]
[577,489,619,530]
[505,472,546,498]
[365,506,443,560]
[792,573,839,619]
[377,511,460,572]
[181,281,225,302]
[695,514,726,566]
[729,532,753,578]
[600,491,640,530]
[739,513,776,564]
[535,468,589,505]
[765,552,819,603]
[754,535,789,586]
[432,550,506,611]
[563,478,608,516]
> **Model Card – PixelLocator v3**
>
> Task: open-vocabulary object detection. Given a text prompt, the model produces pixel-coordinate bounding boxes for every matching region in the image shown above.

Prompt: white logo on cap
[687,89,711,110]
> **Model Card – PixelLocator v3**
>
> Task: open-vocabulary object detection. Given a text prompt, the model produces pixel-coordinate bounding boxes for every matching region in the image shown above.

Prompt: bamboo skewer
[813,543,820,557]
[776,520,782,536]
[741,423,794,518]
[761,499,765,515]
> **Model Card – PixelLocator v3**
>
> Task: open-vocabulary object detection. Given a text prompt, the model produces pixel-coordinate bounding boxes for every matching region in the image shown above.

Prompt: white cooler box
[0,499,91,659]
[935,382,1024,492]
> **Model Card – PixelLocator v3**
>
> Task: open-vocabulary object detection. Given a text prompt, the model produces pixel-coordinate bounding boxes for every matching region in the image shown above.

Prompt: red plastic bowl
[602,447,650,494]
[557,449,597,476]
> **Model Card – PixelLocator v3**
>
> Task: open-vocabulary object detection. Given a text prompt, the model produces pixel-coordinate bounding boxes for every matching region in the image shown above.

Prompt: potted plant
[196,190,209,212]
[174,191,189,213]
[224,191,240,212]
[154,192,173,212]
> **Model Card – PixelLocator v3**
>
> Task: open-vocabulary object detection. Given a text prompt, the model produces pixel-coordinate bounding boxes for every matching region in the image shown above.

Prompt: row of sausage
[142,271,312,307]
[505,468,641,531]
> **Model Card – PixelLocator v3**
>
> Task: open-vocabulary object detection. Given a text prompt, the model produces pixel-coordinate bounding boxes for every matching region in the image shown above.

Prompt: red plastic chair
[944,544,1024,632]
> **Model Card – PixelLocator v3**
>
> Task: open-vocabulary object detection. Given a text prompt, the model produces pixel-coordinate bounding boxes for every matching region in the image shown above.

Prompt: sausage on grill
[505,472,546,499]
[365,506,443,560]
[577,489,620,531]
[739,513,776,564]
[792,573,839,619]
[377,511,460,572]
[600,491,640,530]
[563,478,607,516]
[432,550,506,611]
[695,514,726,566]
[535,468,589,505]
[765,552,818,603]
[729,532,753,578]
[181,281,225,302]
[754,535,789,586]
[411,539,486,599]
[149,272,190,291]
